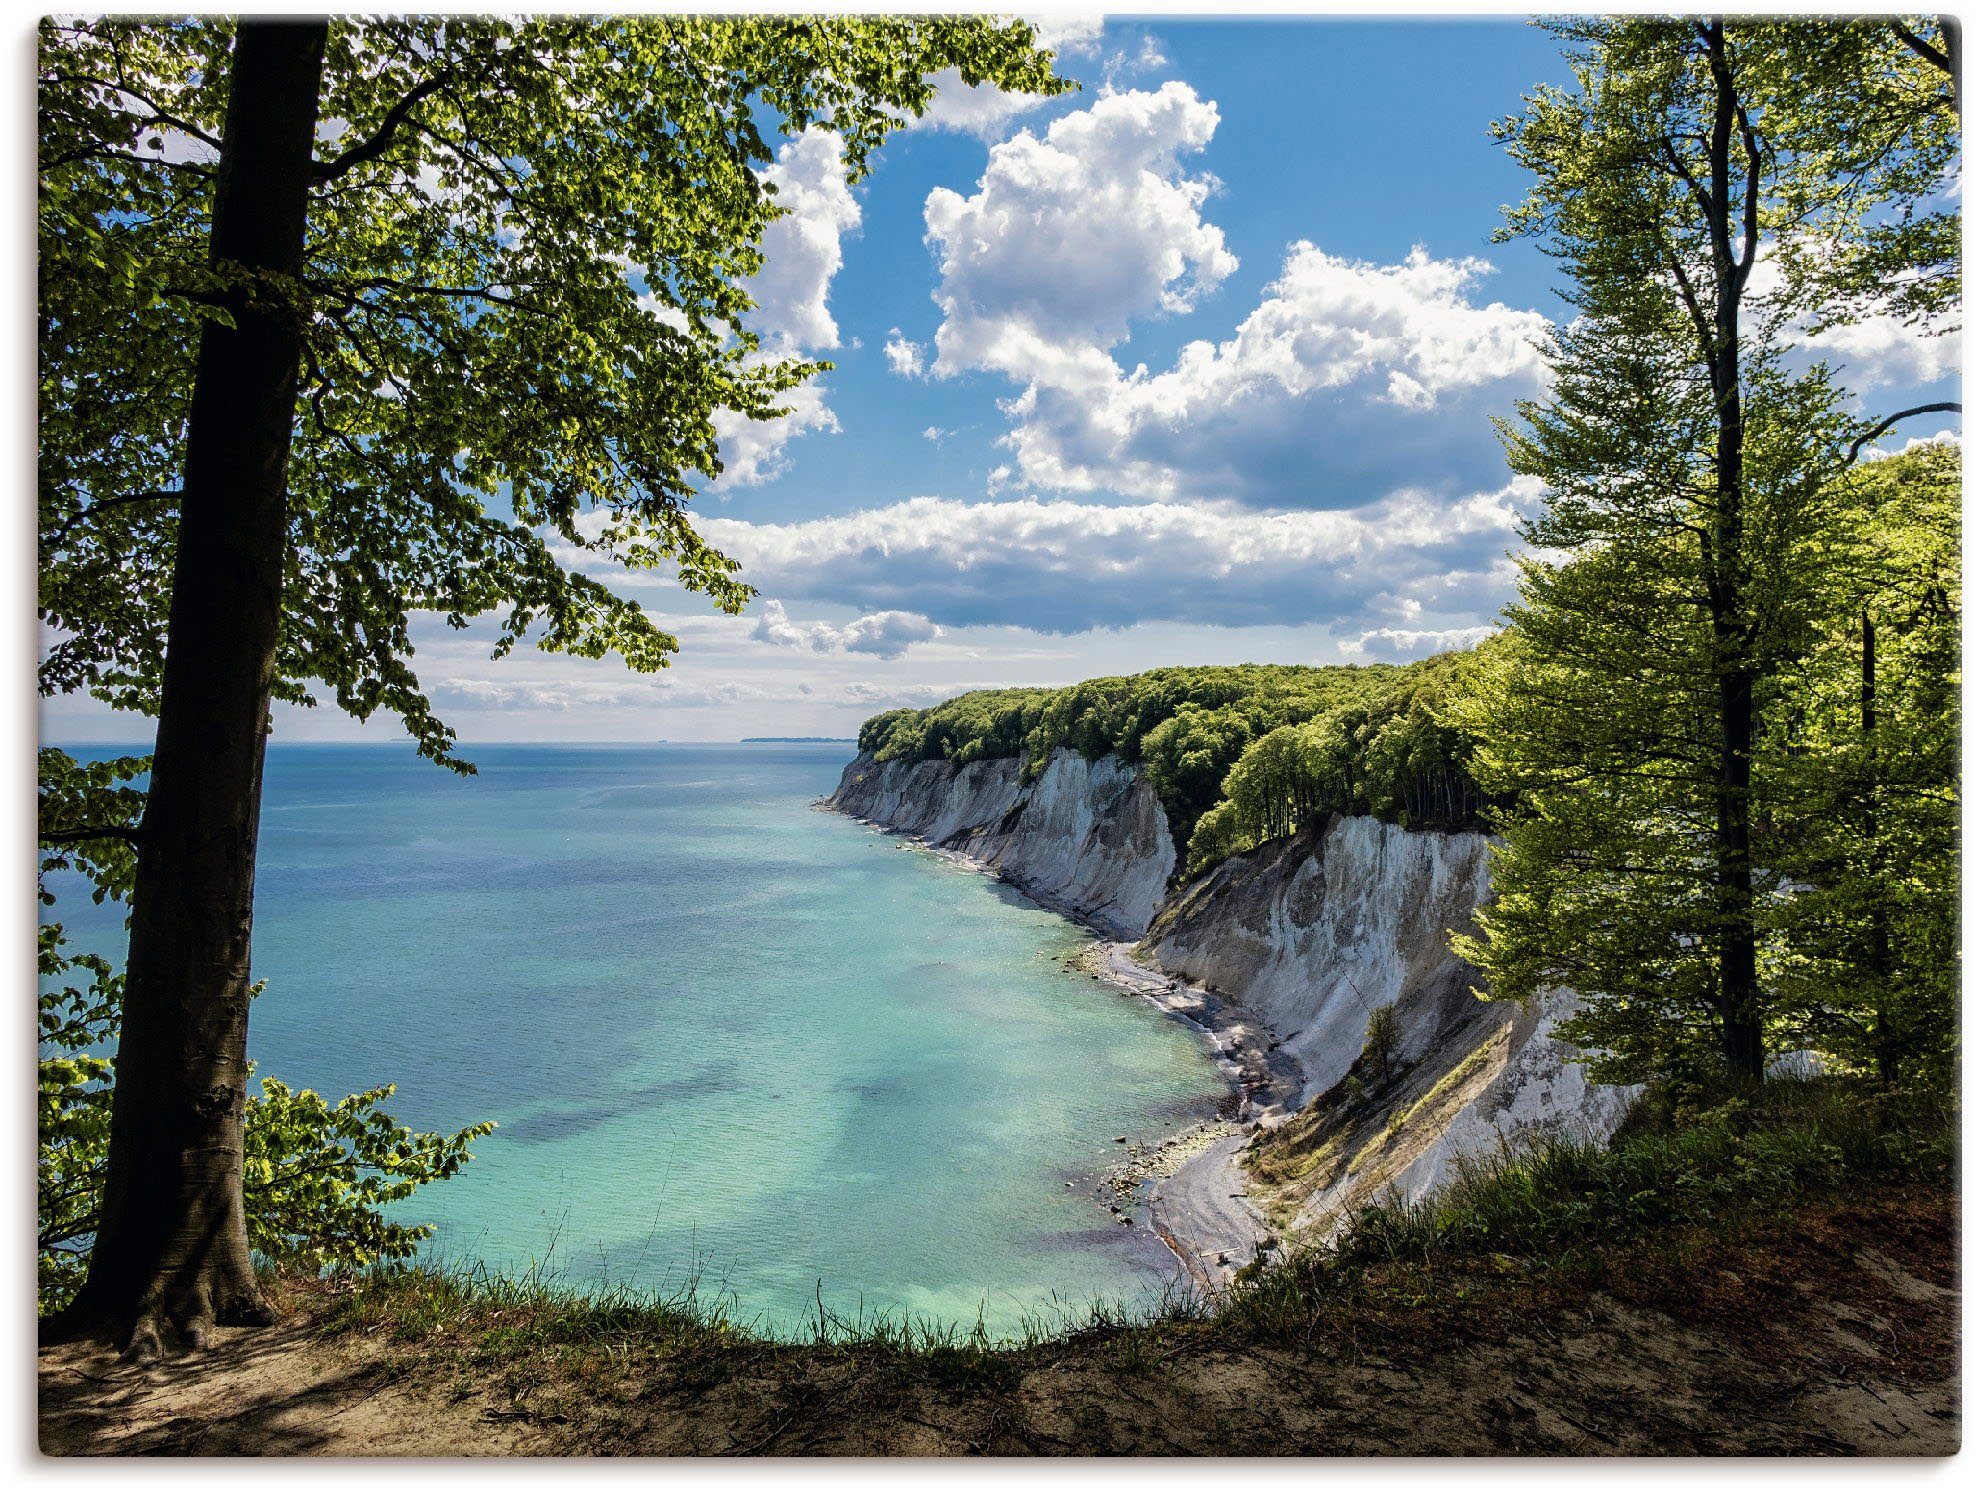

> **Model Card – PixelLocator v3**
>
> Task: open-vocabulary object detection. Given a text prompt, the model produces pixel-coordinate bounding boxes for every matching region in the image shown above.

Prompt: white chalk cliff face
[828,749,1175,938]
[1144,820,1636,1234]
[1145,817,1496,1100]
[826,748,1635,1236]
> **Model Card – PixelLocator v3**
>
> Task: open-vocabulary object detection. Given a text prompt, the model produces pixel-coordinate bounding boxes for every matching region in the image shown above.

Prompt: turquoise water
[45,743,1227,1336]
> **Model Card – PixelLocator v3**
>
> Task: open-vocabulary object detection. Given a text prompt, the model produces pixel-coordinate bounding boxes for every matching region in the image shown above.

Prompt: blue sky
[44,13,1961,747]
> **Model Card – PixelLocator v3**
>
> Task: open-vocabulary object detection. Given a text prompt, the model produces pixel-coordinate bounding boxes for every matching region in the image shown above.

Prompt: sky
[42,13,1962,748]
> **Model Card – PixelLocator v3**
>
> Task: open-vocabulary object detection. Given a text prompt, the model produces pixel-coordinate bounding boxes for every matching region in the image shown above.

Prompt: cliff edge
[825,747,1633,1244]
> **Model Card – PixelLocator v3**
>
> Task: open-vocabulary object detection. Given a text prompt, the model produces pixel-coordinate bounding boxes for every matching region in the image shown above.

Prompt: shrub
[37,920,492,1312]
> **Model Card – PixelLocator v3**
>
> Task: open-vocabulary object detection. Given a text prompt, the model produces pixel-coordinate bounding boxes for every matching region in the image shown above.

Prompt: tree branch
[45,489,181,548]
[1844,402,1961,466]
[1892,20,1952,77]
[311,73,450,184]
[1732,103,1762,293]
[39,825,143,847]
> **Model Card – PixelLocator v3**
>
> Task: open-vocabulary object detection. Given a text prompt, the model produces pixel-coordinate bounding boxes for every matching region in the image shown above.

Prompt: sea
[41,742,1229,1337]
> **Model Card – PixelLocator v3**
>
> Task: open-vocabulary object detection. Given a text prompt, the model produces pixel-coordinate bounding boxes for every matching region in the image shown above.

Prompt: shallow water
[45,743,1227,1336]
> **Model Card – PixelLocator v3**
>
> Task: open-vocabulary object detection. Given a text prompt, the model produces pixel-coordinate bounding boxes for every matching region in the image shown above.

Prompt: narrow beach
[821,791,1297,1296]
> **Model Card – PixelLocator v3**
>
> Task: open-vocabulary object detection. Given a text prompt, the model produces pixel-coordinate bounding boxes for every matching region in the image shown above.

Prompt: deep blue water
[43,743,1226,1336]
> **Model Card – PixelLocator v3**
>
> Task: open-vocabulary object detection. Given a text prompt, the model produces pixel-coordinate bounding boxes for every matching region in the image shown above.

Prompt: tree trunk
[1861,606,1897,1085]
[53,19,328,1359]
[1702,19,1764,1083]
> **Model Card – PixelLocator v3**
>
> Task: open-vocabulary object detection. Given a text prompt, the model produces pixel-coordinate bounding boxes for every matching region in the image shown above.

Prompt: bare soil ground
[38,1190,1960,1457]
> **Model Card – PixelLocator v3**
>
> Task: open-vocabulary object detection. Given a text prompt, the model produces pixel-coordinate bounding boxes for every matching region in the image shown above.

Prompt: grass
[307,1244,1212,1384]
[1332,1075,1953,1268]
[1388,1030,1505,1136]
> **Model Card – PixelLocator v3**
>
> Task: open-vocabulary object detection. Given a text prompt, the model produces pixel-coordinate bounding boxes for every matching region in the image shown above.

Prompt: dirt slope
[39,1193,1959,1457]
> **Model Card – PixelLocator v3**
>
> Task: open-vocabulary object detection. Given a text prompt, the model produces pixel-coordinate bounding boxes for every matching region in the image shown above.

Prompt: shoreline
[1072,943,1286,1290]
[817,792,1295,1293]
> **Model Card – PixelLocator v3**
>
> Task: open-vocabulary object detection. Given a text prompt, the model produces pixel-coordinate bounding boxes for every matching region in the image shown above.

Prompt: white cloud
[842,680,970,708]
[923,82,1238,380]
[431,678,657,712]
[1746,248,1961,395]
[1101,34,1169,91]
[1340,625,1498,660]
[750,599,944,660]
[997,242,1552,503]
[750,127,860,351]
[917,75,1056,139]
[914,15,1106,139]
[711,128,859,490]
[840,610,945,658]
[1030,14,1106,56]
[711,381,840,490]
[699,481,1538,637]
[883,331,926,378]
[1862,427,1961,462]
[1803,315,1960,393]
[921,425,949,443]
[920,84,1548,505]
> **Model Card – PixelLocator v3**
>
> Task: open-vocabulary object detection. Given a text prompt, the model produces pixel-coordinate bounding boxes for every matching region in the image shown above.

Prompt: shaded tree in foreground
[39,14,1067,1354]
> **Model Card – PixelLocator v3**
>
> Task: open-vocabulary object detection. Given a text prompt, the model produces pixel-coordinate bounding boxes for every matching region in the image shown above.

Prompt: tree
[1767,16,1961,346]
[1458,16,1958,1088]
[39,919,492,1312]
[1762,443,1960,1092]
[39,14,1068,1355]
[1361,1004,1401,1088]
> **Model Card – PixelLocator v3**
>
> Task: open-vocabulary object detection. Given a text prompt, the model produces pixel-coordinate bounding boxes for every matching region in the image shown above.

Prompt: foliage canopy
[40,14,1070,769]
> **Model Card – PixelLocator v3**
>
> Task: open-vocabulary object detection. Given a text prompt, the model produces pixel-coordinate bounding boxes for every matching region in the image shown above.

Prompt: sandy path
[38,1314,535,1456]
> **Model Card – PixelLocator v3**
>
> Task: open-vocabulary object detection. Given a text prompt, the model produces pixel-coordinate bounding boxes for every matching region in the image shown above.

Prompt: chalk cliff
[826,748,1634,1240]
[828,749,1175,939]
[1142,819,1635,1235]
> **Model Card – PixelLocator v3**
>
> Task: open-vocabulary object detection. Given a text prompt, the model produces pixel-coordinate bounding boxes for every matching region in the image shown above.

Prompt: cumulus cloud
[842,680,970,708]
[1340,624,1498,660]
[750,127,860,351]
[923,81,1238,380]
[1022,243,1551,504]
[1800,315,1960,392]
[711,128,859,490]
[919,84,1549,505]
[841,610,944,657]
[699,482,1538,638]
[712,381,839,490]
[883,330,926,378]
[1744,249,1961,396]
[1864,428,1962,461]
[750,599,944,660]
[430,678,656,712]
[914,15,1106,139]
[1102,33,1169,90]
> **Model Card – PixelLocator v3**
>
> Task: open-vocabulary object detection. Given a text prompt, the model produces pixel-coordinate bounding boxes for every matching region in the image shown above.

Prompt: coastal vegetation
[857,652,1487,861]
[42,1071,1957,1452]
[857,15,1961,1105]
[1452,14,1960,1092]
